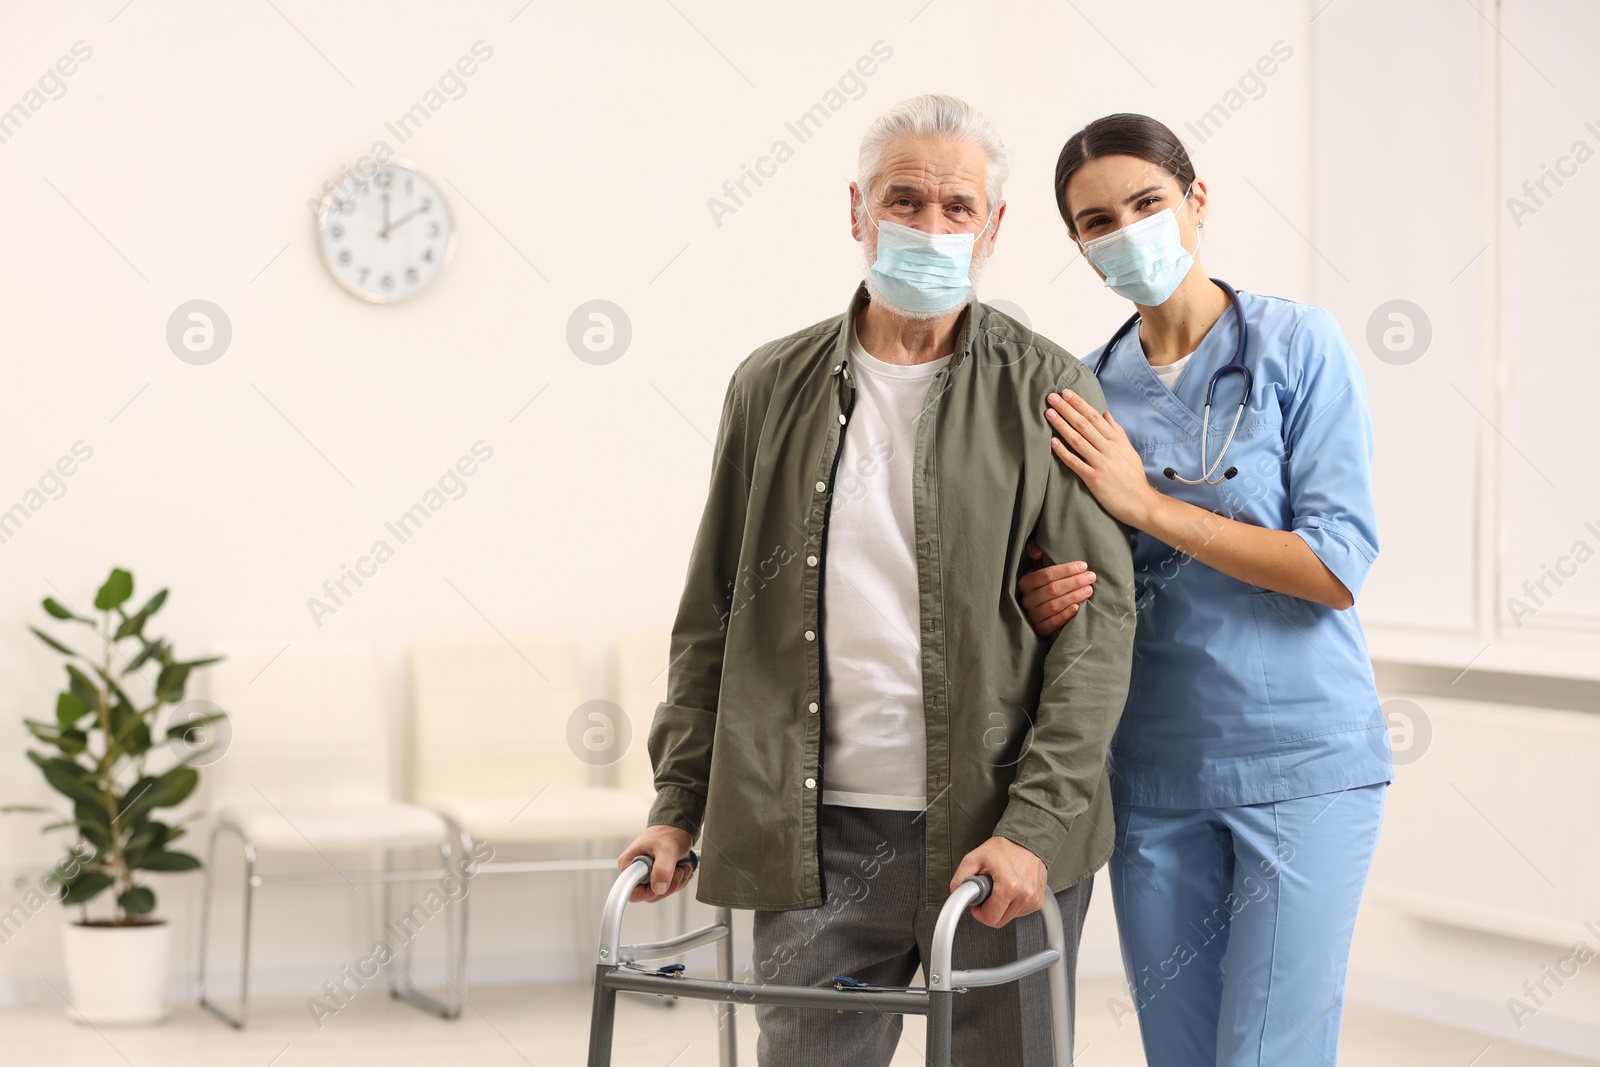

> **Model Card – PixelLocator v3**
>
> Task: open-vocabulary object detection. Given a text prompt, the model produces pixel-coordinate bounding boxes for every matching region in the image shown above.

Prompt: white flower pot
[61,920,172,1024]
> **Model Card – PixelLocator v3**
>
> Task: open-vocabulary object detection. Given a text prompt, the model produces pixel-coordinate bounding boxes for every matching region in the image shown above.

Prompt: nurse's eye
[1137,196,1162,212]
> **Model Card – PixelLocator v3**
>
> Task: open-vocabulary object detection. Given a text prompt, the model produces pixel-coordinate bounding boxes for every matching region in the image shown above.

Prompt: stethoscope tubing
[1092,278,1252,486]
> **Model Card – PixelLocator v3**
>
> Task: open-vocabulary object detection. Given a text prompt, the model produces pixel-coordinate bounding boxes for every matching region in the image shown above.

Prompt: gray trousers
[751,804,1092,1067]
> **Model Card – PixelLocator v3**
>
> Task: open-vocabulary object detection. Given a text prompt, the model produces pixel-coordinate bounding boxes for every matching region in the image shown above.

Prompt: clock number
[428,222,440,238]
[422,248,434,262]
[381,274,394,291]
[358,267,369,284]
[405,267,419,284]
[374,170,392,188]
[338,249,351,266]
[329,224,344,240]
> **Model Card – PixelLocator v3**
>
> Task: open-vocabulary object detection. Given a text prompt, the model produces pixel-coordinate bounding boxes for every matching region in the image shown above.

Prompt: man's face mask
[862,200,995,315]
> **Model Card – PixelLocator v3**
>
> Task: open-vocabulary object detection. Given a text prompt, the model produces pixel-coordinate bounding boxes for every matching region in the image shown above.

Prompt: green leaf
[122,638,164,676]
[184,655,223,669]
[94,568,134,612]
[29,626,78,658]
[60,871,113,906]
[0,804,57,814]
[154,661,193,704]
[123,820,170,862]
[26,751,105,805]
[65,665,101,716]
[91,666,133,713]
[131,849,200,872]
[42,597,87,622]
[113,588,167,640]
[74,797,111,830]
[55,691,89,727]
[166,712,226,741]
[118,765,197,825]
[108,703,151,758]
[117,885,155,915]
[24,721,87,757]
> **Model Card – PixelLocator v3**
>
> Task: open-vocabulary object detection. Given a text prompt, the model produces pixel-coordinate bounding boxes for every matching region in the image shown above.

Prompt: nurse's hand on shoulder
[1019,540,1097,636]
[1046,389,1159,527]
[951,836,1049,929]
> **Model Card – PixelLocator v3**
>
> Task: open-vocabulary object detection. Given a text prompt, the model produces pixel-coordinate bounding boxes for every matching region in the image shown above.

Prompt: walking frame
[587,852,1074,1067]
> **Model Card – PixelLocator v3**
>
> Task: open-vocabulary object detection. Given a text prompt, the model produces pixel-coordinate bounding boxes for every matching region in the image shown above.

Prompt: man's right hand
[617,824,695,903]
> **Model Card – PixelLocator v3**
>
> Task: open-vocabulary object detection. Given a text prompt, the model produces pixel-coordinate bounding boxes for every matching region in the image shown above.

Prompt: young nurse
[1018,113,1393,1065]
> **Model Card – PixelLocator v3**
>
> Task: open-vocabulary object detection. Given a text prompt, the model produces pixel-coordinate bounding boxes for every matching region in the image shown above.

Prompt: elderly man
[618,94,1135,1065]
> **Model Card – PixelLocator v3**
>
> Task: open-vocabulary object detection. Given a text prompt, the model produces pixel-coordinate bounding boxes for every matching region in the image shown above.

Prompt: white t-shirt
[819,327,952,810]
[1150,352,1193,390]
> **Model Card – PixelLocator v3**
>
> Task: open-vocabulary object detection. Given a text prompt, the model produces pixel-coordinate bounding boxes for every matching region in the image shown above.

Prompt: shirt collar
[835,281,982,375]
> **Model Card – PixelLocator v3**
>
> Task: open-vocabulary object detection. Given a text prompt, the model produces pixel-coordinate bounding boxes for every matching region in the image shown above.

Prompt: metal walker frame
[587,852,1073,1067]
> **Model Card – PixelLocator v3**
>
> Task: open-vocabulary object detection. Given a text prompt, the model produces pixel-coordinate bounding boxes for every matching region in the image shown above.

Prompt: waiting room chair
[195,641,465,1028]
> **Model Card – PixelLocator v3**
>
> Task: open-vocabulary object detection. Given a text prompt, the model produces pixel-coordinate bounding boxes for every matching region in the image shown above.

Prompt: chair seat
[429,789,650,845]
[218,801,449,851]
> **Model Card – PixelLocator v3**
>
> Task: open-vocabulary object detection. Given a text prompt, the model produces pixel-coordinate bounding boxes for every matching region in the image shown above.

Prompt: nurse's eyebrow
[1073,184,1166,224]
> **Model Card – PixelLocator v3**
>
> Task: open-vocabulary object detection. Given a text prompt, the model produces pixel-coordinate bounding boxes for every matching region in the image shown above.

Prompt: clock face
[316,162,454,303]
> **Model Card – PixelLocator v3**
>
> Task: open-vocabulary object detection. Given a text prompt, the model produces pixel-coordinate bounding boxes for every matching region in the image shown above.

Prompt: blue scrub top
[1084,289,1393,808]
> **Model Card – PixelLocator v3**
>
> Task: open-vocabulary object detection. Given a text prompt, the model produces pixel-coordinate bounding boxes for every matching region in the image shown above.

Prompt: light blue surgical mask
[1079,187,1196,306]
[863,205,995,314]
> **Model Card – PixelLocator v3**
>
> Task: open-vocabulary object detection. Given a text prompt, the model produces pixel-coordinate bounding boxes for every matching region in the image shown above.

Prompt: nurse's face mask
[861,197,996,316]
[1078,183,1196,307]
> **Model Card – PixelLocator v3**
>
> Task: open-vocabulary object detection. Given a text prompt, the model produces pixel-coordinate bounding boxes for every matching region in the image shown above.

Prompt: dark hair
[1053,113,1195,236]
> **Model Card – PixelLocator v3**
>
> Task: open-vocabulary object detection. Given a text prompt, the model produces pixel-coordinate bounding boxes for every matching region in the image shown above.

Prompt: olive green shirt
[647,283,1136,911]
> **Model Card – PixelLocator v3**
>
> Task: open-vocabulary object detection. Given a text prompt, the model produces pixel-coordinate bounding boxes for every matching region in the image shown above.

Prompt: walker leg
[587,964,618,1067]
[926,988,953,1067]
[715,906,738,1067]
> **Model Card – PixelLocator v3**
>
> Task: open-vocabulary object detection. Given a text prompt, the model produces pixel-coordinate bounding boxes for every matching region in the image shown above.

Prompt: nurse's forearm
[1135,492,1355,609]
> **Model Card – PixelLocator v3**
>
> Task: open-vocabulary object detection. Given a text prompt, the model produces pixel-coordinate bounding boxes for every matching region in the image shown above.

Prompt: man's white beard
[860,233,992,322]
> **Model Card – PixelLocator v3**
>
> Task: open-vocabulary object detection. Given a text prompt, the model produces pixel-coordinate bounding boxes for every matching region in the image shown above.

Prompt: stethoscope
[1093,278,1252,486]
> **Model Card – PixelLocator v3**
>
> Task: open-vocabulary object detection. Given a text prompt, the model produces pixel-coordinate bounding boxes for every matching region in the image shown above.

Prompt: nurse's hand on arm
[1039,388,1355,614]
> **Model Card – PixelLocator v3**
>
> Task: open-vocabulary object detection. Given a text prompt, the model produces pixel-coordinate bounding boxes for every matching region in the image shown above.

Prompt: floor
[2,976,1590,1066]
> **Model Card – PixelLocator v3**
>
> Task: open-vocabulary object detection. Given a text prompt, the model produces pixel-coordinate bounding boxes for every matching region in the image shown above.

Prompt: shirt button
[806,555,818,566]
[804,630,815,641]
[804,777,816,789]
[838,414,847,425]
[815,480,826,493]
[808,702,818,713]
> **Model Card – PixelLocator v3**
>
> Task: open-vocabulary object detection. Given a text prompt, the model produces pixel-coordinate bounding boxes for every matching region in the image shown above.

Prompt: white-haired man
[619,94,1136,1064]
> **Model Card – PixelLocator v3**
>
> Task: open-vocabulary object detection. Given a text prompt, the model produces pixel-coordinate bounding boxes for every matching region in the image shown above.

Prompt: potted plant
[3,567,225,1023]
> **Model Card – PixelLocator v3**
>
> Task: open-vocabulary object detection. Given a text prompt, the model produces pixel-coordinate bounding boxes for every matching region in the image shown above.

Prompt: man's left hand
[950,836,1049,929]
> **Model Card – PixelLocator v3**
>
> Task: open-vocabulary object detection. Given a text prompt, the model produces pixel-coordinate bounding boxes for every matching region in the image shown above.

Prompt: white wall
[1314,0,1600,1059]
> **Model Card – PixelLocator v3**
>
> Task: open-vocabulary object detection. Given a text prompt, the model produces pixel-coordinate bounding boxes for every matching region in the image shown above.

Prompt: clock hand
[381,202,430,237]
[381,192,390,240]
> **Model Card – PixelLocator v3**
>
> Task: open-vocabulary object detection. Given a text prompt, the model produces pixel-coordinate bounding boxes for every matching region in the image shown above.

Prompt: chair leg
[387,836,464,1020]
[197,824,255,1029]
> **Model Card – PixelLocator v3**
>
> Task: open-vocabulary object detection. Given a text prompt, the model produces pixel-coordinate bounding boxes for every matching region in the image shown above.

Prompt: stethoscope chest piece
[1094,278,1252,486]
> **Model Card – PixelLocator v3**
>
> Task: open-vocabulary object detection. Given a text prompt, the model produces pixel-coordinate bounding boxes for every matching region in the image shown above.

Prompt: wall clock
[316,161,454,303]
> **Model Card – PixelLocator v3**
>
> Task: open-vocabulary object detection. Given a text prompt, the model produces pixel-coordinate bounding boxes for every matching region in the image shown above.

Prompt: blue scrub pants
[1109,783,1386,1066]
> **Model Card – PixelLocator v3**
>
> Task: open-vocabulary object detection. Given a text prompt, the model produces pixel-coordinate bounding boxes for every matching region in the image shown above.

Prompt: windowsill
[1366,623,1600,686]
